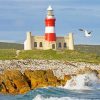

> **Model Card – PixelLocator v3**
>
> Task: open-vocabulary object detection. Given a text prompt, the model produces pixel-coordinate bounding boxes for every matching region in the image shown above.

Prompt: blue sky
[0,0,100,44]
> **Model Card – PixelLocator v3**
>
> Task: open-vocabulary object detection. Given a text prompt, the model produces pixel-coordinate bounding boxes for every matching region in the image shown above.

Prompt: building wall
[31,36,45,49]
[56,37,68,50]
[24,32,74,50]
[31,36,57,50]
[30,35,70,50]
[24,32,33,50]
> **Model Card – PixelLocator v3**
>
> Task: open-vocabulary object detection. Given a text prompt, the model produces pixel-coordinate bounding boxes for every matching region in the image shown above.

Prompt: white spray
[64,72,100,90]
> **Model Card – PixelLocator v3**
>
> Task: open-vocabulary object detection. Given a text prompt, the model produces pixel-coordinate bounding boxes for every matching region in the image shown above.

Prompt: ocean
[0,72,100,100]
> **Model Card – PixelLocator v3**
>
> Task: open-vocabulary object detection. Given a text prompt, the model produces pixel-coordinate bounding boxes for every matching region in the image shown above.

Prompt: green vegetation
[0,42,100,63]
[17,49,100,63]
[0,49,99,63]
[75,45,100,55]
[0,49,16,60]
[0,42,23,50]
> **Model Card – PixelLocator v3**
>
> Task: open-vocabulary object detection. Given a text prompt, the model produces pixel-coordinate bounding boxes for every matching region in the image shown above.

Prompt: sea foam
[64,72,100,90]
[33,94,93,100]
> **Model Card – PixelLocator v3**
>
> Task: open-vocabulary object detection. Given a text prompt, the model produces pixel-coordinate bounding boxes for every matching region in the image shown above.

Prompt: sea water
[0,72,100,100]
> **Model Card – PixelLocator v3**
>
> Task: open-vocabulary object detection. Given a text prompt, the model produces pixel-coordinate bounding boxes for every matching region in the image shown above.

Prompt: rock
[2,70,30,94]
[46,70,57,82]
[3,79,16,94]
[19,87,30,94]
[31,78,38,89]
[0,69,71,94]
[61,75,71,86]
[2,67,100,95]
[24,69,60,88]
[24,70,71,89]
[64,75,71,81]
[0,74,8,93]
[24,70,47,89]
[0,83,7,93]
[76,67,93,74]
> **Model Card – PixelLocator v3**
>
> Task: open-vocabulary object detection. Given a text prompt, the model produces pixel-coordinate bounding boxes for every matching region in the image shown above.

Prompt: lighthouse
[45,5,56,42]
[24,6,74,50]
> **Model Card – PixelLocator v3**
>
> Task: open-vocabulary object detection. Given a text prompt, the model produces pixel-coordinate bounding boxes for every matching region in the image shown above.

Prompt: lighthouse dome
[47,5,53,10]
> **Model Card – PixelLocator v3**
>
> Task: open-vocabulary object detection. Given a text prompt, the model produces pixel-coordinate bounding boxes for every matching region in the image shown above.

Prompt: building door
[52,44,55,49]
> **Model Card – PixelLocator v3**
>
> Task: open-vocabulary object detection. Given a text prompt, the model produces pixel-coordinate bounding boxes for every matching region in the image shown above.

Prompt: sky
[0,0,100,45]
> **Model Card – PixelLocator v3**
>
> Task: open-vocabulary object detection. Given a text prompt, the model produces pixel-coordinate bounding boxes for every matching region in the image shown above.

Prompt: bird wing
[88,31,92,34]
[79,29,84,31]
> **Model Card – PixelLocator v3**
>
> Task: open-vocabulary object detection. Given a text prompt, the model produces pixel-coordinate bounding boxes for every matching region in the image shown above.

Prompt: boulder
[24,70,59,88]
[46,70,57,82]
[3,70,30,94]
[24,70,47,89]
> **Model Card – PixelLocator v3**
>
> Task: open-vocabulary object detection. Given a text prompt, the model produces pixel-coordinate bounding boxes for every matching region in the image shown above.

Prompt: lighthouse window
[34,42,37,47]
[64,43,66,48]
[39,42,43,47]
[58,42,61,48]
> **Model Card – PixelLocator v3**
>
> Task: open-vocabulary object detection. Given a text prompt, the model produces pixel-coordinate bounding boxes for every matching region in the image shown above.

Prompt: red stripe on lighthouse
[45,33,56,41]
[45,19,56,26]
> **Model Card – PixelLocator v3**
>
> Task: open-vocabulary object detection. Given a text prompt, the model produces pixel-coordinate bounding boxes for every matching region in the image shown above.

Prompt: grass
[0,49,99,64]
[0,49,16,60]
[17,49,100,64]
[75,45,100,56]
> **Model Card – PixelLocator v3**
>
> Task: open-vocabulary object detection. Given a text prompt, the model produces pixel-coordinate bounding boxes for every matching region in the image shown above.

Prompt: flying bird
[79,29,92,37]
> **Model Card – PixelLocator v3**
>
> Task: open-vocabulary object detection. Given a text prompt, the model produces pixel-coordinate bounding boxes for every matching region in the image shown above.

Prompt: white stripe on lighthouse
[47,16,54,19]
[45,26,55,33]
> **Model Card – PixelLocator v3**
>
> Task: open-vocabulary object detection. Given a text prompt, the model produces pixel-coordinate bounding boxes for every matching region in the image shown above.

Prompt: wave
[1,72,100,100]
[63,72,100,90]
[0,86,100,100]
[33,94,99,100]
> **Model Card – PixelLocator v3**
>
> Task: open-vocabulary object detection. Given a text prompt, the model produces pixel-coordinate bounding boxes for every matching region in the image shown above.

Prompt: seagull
[79,29,92,37]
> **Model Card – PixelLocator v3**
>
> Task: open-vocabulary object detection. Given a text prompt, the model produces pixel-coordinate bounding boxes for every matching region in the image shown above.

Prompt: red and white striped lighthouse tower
[45,6,56,42]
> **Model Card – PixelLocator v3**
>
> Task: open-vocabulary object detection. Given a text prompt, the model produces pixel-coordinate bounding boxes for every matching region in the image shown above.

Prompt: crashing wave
[64,72,100,90]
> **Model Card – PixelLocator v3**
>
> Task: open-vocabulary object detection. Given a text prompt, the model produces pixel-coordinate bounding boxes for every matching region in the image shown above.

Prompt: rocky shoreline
[0,59,100,94]
[0,59,100,78]
[0,69,71,94]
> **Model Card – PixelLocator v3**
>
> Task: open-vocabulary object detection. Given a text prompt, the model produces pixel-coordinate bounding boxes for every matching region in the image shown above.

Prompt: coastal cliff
[0,69,71,94]
[0,60,100,94]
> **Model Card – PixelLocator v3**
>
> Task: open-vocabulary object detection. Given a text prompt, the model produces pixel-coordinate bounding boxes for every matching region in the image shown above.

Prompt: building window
[39,42,43,47]
[34,42,37,47]
[58,42,61,48]
[64,43,66,48]
[52,44,55,49]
